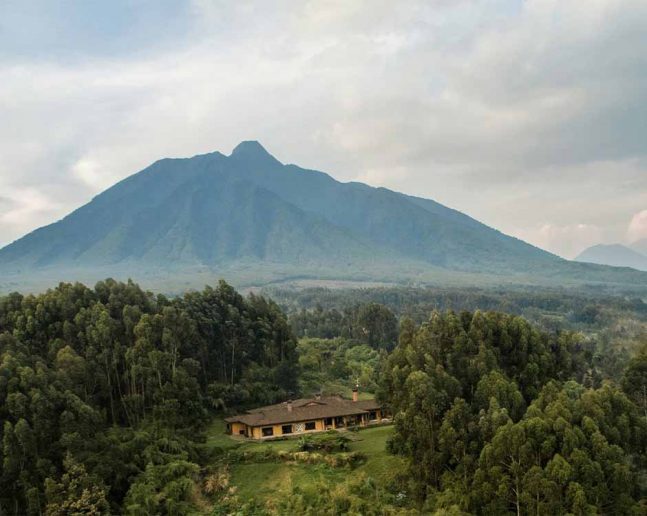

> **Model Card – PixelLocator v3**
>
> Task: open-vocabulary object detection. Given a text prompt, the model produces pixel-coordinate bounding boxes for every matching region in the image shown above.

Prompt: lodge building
[225,389,386,440]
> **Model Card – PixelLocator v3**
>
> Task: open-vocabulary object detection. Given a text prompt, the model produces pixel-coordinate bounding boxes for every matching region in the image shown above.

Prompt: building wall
[252,418,327,439]
[230,422,247,436]
[238,408,386,440]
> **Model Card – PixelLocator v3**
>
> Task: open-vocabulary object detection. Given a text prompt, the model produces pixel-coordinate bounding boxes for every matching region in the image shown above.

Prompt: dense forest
[379,311,647,514]
[270,284,647,333]
[0,279,297,514]
[277,285,647,381]
[1,280,645,514]
[289,302,398,349]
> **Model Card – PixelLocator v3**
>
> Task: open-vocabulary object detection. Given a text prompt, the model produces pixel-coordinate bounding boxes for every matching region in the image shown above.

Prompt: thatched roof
[225,396,381,427]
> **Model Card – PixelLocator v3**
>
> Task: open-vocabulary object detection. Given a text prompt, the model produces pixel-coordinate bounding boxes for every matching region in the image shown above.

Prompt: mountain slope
[575,244,647,271]
[630,238,647,257]
[210,142,559,272]
[1,141,646,290]
[0,156,388,268]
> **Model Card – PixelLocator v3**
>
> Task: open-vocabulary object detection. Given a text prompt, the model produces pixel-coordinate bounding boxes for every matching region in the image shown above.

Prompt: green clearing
[205,418,406,505]
[350,425,407,484]
[229,462,346,503]
[205,417,239,449]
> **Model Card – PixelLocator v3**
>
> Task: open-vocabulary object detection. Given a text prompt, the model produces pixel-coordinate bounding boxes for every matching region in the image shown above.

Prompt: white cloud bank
[627,210,647,243]
[0,0,645,257]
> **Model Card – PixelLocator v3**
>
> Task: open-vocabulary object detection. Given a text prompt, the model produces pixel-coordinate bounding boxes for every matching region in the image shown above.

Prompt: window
[305,421,316,431]
[369,411,377,420]
[262,427,274,437]
[324,417,333,426]
[239,429,245,436]
[282,424,293,435]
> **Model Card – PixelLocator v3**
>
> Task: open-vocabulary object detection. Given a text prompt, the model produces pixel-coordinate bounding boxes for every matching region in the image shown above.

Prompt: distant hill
[575,244,647,271]
[1,141,646,291]
[630,238,647,257]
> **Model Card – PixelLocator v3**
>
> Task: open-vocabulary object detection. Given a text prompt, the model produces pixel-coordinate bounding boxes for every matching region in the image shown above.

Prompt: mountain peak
[2,142,646,289]
[575,243,647,271]
[230,141,279,164]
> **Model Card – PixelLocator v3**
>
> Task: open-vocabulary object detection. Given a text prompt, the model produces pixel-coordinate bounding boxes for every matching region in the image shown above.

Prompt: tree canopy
[379,310,647,514]
[0,279,297,514]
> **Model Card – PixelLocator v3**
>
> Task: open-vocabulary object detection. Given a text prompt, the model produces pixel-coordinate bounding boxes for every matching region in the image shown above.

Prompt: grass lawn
[350,425,407,485]
[230,462,346,502]
[237,438,297,452]
[206,417,406,505]
[204,417,240,450]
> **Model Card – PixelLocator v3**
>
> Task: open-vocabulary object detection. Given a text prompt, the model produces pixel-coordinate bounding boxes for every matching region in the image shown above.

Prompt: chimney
[352,386,358,402]
[287,399,293,412]
[315,392,321,401]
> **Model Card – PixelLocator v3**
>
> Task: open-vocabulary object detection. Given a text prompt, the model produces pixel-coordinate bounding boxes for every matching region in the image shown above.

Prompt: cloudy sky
[1,0,646,258]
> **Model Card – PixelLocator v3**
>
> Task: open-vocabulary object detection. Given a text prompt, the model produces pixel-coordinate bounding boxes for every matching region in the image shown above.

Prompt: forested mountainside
[1,141,647,291]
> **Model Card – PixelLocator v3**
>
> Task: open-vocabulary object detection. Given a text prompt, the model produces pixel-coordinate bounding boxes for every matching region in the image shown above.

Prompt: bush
[226,448,365,468]
[202,467,230,495]
[297,432,350,452]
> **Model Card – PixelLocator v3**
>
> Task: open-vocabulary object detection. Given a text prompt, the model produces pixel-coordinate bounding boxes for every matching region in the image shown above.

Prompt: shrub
[203,467,230,495]
[297,432,350,452]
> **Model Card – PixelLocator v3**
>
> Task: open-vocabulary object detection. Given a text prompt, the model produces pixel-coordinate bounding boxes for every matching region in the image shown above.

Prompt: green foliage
[472,381,646,515]
[205,422,407,513]
[0,279,297,514]
[124,459,200,516]
[622,341,647,419]
[279,284,647,387]
[44,453,110,516]
[290,302,398,350]
[275,472,416,515]
[277,283,647,342]
[2,278,645,515]
[473,371,525,421]
[297,432,351,453]
[380,310,647,514]
[297,337,382,395]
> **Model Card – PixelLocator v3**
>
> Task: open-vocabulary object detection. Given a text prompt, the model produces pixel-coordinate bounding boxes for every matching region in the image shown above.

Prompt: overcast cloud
[0,0,646,257]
